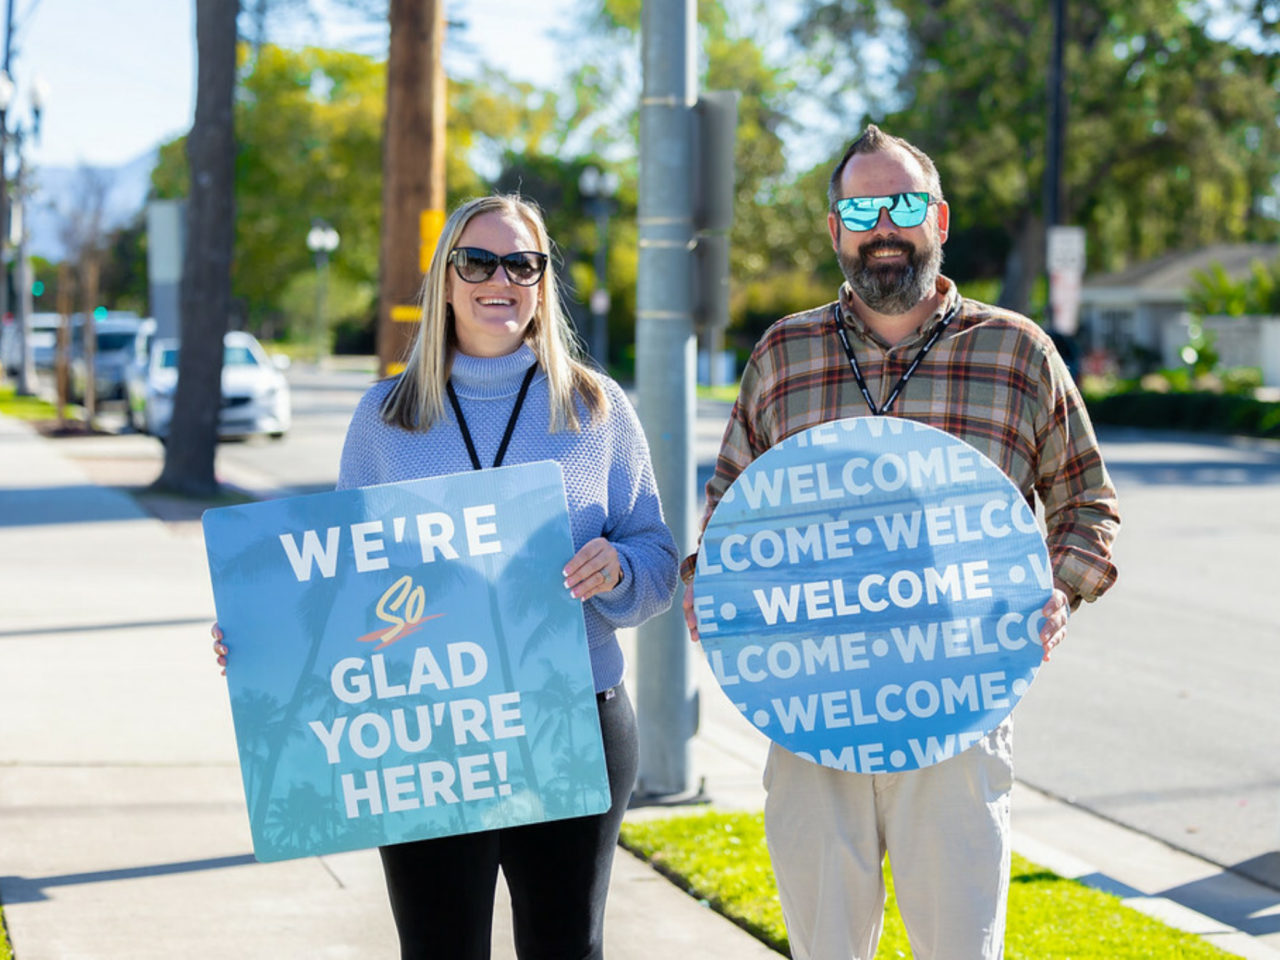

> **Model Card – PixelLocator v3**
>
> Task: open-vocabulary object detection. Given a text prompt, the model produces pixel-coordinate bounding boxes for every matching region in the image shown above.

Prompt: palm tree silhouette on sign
[524,657,607,813]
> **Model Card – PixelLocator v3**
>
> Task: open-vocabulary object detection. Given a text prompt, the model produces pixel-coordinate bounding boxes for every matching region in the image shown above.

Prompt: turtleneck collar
[448,343,540,399]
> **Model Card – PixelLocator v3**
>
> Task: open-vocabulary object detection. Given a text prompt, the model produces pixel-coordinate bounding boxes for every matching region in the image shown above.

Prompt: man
[681,125,1120,960]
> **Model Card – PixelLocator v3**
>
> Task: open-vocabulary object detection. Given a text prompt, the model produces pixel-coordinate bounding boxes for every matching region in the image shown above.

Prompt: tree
[151,40,510,343]
[790,0,1280,315]
[156,0,239,498]
[54,166,112,422]
[534,0,822,353]
[153,44,387,337]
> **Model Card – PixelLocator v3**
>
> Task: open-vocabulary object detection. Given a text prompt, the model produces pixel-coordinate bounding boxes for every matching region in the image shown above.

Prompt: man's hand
[1039,587,1071,662]
[682,583,699,643]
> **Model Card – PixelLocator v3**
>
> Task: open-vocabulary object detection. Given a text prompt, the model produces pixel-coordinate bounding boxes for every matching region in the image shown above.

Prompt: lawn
[0,383,59,421]
[620,810,1240,959]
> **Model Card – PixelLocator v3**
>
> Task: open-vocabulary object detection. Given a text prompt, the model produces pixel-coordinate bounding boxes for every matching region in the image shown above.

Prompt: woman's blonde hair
[381,194,608,432]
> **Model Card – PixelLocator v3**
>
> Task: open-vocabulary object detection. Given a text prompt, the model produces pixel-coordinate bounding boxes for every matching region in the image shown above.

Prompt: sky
[16,0,578,171]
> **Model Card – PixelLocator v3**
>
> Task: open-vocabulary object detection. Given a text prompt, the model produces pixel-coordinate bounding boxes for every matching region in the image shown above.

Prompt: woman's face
[447,210,542,358]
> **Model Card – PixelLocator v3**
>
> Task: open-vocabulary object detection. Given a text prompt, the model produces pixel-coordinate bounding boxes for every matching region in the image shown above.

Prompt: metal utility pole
[635,0,698,798]
[0,0,25,396]
[1043,0,1065,325]
[377,0,446,377]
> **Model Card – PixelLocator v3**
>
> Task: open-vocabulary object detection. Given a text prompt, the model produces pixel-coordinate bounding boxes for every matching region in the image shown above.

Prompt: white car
[144,331,292,441]
[2,312,63,376]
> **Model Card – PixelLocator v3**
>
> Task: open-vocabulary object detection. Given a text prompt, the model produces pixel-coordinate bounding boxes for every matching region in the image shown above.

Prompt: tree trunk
[377,0,446,377]
[80,257,99,429]
[157,0,239,497]
[998,211,1044,320]
[55,262,73,427]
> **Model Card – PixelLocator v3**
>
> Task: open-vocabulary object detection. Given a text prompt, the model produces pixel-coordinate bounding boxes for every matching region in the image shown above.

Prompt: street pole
[314,249,328,363]
[635,0,697,798]
[591,206,609,367]
[307,220,338,364]
[0,0,16,393]
[579,165,619,370]
[1043,0,1065,328]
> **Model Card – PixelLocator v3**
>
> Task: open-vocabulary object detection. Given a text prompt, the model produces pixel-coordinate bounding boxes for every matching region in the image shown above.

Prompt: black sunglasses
[448,247,549,286]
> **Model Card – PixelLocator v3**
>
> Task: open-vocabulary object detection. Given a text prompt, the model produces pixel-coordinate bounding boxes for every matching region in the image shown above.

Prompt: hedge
[1085,390,1280,439]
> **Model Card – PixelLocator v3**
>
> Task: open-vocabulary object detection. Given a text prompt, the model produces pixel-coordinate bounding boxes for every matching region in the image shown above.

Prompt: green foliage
[562,0,835,351]
[153,44,385,333]
[276,270,377,347]
[1189,259,1280,316]
[790,0,1280,311]
[1085,382,1280,437]
[734,268,836,343]
[97,213,150,315]
[0,384,59,421]
[620,809,1242,959]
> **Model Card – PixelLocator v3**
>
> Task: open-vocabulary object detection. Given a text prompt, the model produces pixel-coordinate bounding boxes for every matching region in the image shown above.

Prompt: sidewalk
[1,414,1277,959]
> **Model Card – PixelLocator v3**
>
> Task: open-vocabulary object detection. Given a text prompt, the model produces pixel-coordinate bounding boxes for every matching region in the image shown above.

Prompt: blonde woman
[218,194,677,958]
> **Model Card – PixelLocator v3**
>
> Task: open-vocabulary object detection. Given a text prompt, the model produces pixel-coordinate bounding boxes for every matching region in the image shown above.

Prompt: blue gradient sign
[202,461,609,862]
[694,418,1050,772]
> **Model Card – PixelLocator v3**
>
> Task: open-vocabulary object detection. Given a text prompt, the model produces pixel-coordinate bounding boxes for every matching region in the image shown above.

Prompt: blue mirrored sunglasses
[835,192,935,232]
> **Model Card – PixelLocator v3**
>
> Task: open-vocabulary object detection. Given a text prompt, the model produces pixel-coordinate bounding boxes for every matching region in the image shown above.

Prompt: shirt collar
[837,275,960,347]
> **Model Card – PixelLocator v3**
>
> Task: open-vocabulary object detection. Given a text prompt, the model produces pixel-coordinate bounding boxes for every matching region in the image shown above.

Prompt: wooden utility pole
[377,0,446,377]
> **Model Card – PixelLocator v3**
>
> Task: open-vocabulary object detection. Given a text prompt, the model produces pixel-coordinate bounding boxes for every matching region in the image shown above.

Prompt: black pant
[379,684,639,960]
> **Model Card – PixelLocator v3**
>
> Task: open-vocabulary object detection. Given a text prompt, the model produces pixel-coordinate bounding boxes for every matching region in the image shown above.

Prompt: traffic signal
[32,280,44,298]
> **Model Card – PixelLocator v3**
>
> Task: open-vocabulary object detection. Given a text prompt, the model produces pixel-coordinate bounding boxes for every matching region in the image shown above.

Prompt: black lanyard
[834,302,959,416]
[445,363,537,470]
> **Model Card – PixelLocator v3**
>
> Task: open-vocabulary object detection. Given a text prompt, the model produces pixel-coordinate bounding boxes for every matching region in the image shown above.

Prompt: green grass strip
[0,904,12,960]
[696,383,741,403]
[0,384,59,421]
[620,810,1240,959]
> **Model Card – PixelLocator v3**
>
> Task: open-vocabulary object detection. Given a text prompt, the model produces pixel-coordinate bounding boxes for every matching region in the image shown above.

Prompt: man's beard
[838,235,943,315]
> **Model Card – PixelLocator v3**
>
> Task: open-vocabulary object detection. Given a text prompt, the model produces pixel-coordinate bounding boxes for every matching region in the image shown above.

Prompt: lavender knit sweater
[337,344,679,692]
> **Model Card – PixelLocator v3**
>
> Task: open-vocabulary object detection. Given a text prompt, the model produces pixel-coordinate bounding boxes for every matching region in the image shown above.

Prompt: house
[1077,243,1280,374]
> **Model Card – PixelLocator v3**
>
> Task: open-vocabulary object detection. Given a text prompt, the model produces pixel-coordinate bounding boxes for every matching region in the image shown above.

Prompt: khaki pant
[763,721,1014,960]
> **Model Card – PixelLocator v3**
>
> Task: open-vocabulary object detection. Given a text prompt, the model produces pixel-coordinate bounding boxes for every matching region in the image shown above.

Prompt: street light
[306,219,339,363]
[578,165,619,369]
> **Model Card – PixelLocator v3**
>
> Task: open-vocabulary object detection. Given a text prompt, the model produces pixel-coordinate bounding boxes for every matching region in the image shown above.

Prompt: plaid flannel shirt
[682,278,1120,607]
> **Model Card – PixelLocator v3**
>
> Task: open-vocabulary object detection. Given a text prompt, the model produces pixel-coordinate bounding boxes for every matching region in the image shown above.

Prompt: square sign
[202,461,610,862]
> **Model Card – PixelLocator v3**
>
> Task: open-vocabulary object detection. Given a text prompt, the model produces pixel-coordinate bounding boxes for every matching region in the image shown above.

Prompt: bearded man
[681,125,1120,960]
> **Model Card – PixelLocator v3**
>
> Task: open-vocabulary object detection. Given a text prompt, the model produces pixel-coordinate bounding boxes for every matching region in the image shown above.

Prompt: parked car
[70,314,151,408]
[142,331,292,441]
[2,312,64,376]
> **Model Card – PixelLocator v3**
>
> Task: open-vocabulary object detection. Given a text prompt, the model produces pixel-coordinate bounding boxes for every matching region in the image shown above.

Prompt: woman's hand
[564,537,623,602]
[211,623,228,676]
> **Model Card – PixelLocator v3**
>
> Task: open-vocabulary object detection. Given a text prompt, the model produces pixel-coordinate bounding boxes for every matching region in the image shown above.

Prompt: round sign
[693,417,1051,772]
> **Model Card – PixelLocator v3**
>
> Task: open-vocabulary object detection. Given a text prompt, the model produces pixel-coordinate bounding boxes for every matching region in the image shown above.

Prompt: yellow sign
[420,209,446,275]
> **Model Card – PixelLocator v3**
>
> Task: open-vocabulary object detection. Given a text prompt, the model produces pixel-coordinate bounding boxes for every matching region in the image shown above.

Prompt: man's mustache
[858,238,917,262]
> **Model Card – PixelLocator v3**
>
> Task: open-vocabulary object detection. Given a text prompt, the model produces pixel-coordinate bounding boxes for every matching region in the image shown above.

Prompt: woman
[214,194,679,959]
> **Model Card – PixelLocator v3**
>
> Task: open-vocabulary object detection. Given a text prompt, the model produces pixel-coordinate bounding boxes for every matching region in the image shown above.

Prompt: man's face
[828,148,950,316]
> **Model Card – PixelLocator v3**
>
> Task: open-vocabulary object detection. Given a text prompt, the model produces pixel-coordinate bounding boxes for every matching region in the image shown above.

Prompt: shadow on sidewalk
[0,854,258,904]
[0,484,147,526]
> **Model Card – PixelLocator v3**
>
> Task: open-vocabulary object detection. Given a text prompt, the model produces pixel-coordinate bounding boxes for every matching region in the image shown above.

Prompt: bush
[1085,388,1280,438]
